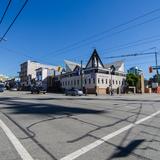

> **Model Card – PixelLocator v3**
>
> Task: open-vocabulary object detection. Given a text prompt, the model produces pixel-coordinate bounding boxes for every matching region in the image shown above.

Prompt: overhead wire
[1,4,160,69]
[0,0,29,42]
[39,7,160,59]
[0,0,12,25]
[102,35,160,54]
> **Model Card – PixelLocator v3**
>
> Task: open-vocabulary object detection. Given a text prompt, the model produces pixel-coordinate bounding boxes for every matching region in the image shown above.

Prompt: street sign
[152,66,160,70]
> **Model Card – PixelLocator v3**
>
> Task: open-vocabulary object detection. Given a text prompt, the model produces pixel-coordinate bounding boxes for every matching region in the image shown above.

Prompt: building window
[74,80,76,85]
[77,80,79,85]
[98,78,100,84]
[65,81,67,86]
[71,80,73,85]
[68,81,70,85]
[112,80,114,85]
[116,80,118,85]
[85,79,87,84]
[93,78,95,84]
[102,79,104,84]
[119,81,121,85]
[106,79,108,84]
[89,78,91,84]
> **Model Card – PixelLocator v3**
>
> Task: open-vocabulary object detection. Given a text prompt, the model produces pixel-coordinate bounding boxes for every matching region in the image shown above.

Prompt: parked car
[0,83,5,92]
[10,87,18,91]
[31,86,46,94]
[65,88,83,96]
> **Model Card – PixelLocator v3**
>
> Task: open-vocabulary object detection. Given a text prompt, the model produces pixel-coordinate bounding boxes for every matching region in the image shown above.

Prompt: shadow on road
[0,96,106,160]
[0,97,106,115]
[109,139,145,159]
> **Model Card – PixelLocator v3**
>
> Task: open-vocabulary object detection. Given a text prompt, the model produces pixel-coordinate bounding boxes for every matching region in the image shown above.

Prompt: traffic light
[149,66,153,73]
[57,66,61,72]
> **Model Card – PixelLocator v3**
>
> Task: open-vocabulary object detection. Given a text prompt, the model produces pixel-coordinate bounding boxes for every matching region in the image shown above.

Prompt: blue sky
[0,0,160,78]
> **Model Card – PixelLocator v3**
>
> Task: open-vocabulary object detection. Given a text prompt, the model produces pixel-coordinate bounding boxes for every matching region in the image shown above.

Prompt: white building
[60,49,126,94]
[19,60,58,87]
[128,66,143,75]
[0,74,9,82]
[36,67,59,89]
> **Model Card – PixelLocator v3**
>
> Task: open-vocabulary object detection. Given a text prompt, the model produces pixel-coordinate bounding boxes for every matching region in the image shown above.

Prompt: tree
[126,73,139,87]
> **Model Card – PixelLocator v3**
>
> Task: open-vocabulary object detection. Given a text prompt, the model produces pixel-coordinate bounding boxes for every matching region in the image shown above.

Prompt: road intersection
[0,91,160,160]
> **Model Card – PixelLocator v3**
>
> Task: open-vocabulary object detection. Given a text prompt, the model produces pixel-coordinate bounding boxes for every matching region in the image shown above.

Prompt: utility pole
[80,60,83,90]
[110,71,112,95]
[105,49,159,83]
[151,47,159,83]
[110,65,115,96]
[155,52,159,82]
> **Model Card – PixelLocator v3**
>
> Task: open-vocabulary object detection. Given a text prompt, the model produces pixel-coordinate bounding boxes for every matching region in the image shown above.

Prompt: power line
[39,7,160,59]
[2,6,160,64]
[104,52,156,59]
[102,37,160,55]
[0,0,29,42]
[126,60,155,67]
[102,35,160,53]
[0,45,35,59]
[40,14,160,60]
[0,0,12,25]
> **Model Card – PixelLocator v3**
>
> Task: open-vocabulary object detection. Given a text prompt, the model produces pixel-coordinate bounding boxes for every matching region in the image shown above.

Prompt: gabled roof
[73,65,81,72]
[104,61,124,72]
[64,60,81,72]
[85,49,104,69]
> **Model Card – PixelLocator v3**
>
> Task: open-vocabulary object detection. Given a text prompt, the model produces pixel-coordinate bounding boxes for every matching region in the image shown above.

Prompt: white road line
[0,119,34,160]
[60,110,160,160]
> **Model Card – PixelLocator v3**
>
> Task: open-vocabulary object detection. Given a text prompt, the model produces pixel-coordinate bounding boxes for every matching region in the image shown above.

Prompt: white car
[10,87,18,91]
[65,88,83,96]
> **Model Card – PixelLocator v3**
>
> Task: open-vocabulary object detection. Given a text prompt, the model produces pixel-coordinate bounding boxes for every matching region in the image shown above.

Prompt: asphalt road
[0,91,160,160]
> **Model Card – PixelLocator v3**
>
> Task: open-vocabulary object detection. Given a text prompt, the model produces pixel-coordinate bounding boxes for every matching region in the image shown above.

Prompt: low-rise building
[127,66,145,93]
[0,74,9,82]
[128,66,143,75]
[19,60,58,88]
[36,67,58,89]
[58,49,126,94]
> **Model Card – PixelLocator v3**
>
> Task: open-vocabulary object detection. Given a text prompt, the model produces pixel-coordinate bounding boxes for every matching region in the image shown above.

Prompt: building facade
[19,60,58,87]
[36,67,58,89]
[128,66,143,75]
[59,49,126,94]
[0,74,9,82]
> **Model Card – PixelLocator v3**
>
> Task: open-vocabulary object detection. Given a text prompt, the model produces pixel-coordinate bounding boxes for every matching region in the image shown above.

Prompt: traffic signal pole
[155,52,159,75]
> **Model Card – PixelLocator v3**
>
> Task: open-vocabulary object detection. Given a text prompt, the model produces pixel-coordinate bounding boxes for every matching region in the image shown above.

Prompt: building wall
[20,60,57,87]
[60,72,125,94]
[96,73,125,89]
[61,75,81,90]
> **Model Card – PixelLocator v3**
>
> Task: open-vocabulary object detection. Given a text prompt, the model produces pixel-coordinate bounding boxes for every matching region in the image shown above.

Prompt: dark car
[31,86,46,94]
[65,88,83,96]
[0,83,5,92]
